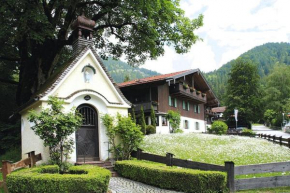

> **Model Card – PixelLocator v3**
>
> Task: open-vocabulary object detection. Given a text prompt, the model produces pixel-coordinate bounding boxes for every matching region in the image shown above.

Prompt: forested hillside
[205,42,290,104]
[102,57,160,83]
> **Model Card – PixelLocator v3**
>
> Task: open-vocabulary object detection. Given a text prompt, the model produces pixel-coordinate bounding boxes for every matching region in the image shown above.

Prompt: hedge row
[115,160,226,193]
[7,165,111,193]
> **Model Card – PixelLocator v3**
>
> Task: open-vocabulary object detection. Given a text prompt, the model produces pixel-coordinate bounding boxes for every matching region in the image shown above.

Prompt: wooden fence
[0,151,42,193]
[132,149,290,192]
[257,133,290,148]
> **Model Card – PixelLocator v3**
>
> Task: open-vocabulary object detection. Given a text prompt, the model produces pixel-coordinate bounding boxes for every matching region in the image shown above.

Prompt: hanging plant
[183,83,189,89]
[202,93,206,97]
[196,90,201,95]
[190,87,195,92]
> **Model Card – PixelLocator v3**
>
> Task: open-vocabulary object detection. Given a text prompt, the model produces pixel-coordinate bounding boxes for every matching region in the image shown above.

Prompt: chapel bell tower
[71,14,96,54]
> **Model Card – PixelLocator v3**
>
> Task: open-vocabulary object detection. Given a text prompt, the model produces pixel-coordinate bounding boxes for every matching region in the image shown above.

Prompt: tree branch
[76,1,118,8]
[94,22,135,31]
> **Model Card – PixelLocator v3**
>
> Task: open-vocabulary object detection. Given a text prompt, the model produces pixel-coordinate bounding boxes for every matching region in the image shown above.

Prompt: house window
[183,101,189,111]
[194,104,200,113]
[169,96,172,106]
[184,120,189,129]
[169,96,177,107]
[173,98,177,107]
[196,122,199,130]
[156,116,159,126]
[162,116,168,126]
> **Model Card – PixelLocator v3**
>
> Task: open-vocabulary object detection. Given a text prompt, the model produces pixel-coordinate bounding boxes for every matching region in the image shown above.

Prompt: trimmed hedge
[115,160,226,193]
[7,165,111,193]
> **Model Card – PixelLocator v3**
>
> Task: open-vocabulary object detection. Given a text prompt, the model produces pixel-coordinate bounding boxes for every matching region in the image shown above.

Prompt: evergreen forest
[205,42,290,105]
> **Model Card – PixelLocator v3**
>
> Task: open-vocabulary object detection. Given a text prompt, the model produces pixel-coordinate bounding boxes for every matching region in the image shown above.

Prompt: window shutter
[169,96,172,106]
[174,98,177,107]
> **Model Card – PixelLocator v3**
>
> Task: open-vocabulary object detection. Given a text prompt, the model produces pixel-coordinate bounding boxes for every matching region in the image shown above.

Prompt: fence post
[137,148,143,160]
[273,135,276,143]
[288,138,290,148]
[2,160,12,193]
[279,136,283,146]
[166,152,174,166]
[225,161,235,193]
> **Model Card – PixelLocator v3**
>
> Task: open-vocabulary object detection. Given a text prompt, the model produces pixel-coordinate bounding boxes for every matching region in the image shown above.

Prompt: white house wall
[21,104,50,164]
[156,115,206,134]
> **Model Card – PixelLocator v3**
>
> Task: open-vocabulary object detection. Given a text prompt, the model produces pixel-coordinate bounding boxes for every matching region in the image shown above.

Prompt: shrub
[7,165,111,193]
[115,160,226,193]
[166,110,181,133]
[101,113,143,160]
[146,125,156,135]
[242,129,256,137]
[173,128,183,133]
[208,121,228,135]
[28,96,82,171]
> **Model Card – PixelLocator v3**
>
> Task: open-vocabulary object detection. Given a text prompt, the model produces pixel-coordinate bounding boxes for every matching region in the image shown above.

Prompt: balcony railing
[205,109,217,116]
[133,101,158,112]
[169,83,206,103]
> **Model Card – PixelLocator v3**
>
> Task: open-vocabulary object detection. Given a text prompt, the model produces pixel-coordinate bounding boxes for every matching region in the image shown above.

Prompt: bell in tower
[71,14,96,54]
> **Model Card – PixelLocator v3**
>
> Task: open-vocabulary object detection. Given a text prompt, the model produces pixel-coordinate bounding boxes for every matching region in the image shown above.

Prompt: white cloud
[143,0,290,74]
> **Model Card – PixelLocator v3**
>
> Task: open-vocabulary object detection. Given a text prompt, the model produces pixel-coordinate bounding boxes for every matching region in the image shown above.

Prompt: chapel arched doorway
[76,104,99,162]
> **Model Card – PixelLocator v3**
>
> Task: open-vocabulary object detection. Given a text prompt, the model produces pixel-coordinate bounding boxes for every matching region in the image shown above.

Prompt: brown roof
[212,106,226,113]
[17,45,131,113]
[118,70,190,87]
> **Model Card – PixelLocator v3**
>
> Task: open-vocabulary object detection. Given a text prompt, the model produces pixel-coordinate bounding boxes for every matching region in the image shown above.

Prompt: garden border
[132,148,290,192]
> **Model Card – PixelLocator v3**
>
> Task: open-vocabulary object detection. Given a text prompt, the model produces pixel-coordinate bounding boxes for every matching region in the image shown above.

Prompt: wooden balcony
[133,101,158,112]
[205,109,217,116]
[169,83,206,104]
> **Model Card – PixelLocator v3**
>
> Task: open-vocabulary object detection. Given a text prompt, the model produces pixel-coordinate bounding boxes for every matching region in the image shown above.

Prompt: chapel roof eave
[11,45,131,117]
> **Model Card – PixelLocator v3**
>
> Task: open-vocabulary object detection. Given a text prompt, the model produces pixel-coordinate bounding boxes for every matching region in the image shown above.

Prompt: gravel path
[109,177,182,193]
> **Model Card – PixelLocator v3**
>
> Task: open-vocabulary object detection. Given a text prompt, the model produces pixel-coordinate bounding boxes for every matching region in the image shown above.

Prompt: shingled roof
[118,69,191,87]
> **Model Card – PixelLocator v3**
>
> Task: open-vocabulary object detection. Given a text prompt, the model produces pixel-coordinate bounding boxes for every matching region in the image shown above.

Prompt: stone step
[75,161,118,176]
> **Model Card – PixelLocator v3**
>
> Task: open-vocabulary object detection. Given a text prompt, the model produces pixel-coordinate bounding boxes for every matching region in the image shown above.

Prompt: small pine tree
[140,106,146,134]
[123,75,130,82]
[150,105,156,128]
[131,106,136,123]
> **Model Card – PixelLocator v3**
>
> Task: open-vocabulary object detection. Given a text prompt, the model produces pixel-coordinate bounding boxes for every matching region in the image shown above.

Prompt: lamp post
[234,108,238,130]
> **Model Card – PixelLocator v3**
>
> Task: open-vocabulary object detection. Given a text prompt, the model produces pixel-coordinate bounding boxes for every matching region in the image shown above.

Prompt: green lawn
[141,133,290,192]
[141,133,290,166]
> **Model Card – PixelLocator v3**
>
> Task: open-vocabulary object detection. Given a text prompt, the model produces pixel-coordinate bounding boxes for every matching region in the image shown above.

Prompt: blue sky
[143,0,290,73]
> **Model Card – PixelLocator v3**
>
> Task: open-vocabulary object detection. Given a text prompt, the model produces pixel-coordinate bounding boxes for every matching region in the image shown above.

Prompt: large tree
[224,58,262,125]
[0,0,203,105]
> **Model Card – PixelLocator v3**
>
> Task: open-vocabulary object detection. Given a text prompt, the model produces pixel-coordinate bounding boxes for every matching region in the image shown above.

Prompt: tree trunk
[16,40,64,105]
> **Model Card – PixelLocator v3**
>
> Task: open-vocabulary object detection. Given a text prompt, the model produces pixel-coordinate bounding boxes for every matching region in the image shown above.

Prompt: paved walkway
[252,125,290,138]
[109,177,182,193]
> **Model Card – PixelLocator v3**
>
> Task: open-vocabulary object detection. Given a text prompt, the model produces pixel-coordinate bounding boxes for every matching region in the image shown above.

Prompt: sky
[142,0,290,74]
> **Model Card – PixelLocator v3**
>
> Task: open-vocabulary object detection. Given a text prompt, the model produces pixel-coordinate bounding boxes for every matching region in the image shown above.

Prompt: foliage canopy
[224,58,262,124]
[0,0,203,105]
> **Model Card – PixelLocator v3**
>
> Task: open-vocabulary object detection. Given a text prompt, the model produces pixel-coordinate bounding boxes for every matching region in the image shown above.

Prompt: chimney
[71,14,96,55]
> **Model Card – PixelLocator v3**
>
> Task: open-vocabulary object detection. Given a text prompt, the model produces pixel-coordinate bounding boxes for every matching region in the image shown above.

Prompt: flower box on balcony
[189,87,195,92]
[183,83,189,89]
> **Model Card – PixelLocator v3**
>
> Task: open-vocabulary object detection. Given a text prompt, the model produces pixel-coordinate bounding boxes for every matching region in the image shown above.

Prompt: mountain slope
[205,42,290,104]
[102,57,160,83]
